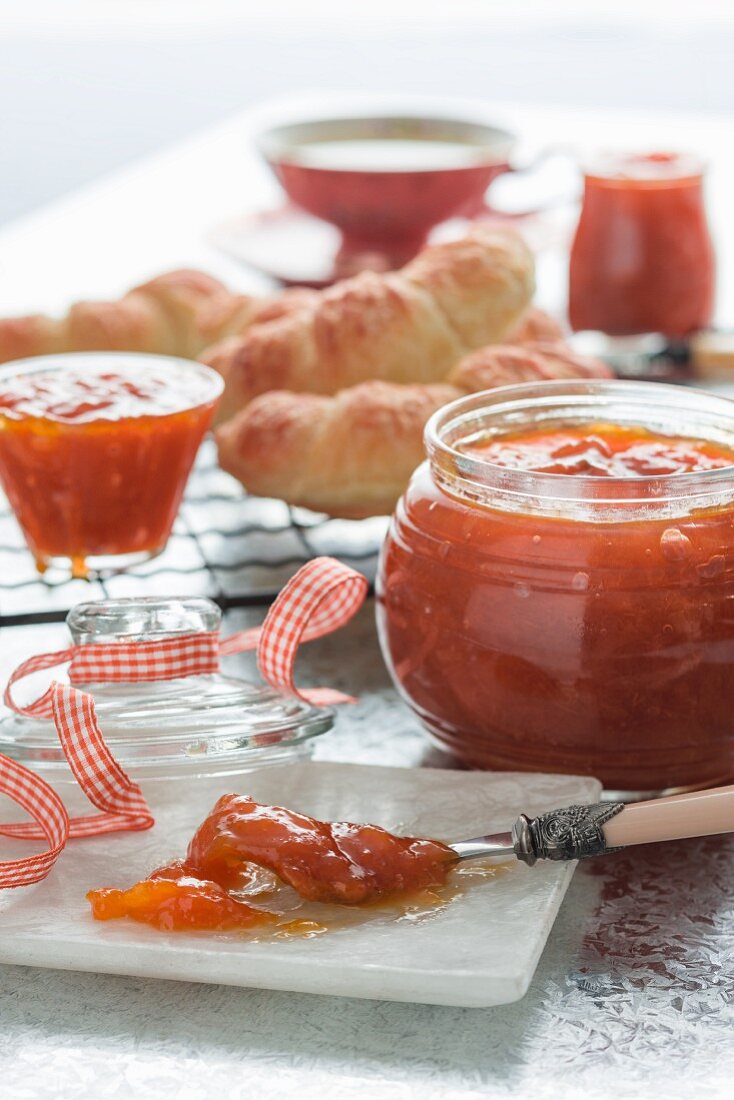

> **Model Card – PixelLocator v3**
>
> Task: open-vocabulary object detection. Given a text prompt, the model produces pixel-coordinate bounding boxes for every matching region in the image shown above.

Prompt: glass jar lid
[0,596,334,779]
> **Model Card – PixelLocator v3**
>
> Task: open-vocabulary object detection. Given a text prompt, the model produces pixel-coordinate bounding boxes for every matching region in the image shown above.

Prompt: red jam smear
[86,861,274,932]
[186,795,455,905]
[378,423,734,792]
[88,799,456,931]
[466,423,734,477]
[569,152,715,338]
[0,362,218,575]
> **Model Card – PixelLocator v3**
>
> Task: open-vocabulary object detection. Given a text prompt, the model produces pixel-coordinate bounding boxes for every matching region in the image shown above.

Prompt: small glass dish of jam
[377,380,734,798]
[0,352,222,577]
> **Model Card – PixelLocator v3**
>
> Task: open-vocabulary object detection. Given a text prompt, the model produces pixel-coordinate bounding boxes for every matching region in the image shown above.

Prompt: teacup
[255,113,518,273]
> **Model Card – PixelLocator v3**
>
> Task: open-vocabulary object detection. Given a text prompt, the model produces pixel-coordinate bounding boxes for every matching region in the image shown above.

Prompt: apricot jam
[87,860,275,932]
[186,794,454,905]
[0,353,222,576]
[471,424,734,478]
[87,797,456,931]
[377,381,734,795]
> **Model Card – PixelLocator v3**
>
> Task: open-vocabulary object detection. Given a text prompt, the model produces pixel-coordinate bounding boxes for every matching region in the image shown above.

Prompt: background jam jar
[376,381,734,797]
[568,151,715,338]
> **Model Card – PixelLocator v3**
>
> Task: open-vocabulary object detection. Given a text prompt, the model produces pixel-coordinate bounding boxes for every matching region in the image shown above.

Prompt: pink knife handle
[603,784,734,848]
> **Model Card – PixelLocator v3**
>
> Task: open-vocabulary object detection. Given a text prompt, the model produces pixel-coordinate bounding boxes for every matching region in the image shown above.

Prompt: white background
[2,0,734,223]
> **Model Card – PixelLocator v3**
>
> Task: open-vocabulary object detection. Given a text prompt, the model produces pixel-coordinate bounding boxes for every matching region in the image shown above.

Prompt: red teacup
[255,114,517,274]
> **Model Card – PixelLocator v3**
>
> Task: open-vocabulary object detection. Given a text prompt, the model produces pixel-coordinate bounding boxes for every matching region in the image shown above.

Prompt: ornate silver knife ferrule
[512,801,625,866]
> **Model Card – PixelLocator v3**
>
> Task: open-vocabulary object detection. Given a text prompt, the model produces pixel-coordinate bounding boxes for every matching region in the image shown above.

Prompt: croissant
[196,286,320,347]
[202,224,534,424]
[0,270,224,364]
[216,342,611,518]
[507,307,565,345]
[448,339,612,390]
[218,381,459,518]
[0,270,313,366]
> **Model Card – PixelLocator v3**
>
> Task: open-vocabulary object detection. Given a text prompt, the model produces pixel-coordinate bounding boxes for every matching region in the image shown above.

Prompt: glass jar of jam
[377,380,734,797]
[568,152,715,338]
[0,595,333,780]
[0,352,222,577]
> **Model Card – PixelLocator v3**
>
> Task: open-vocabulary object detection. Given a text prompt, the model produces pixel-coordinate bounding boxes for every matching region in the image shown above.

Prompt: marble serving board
[0,762,599,1007]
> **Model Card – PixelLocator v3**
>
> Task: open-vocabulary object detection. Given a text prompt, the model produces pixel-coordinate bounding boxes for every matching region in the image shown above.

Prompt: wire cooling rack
[0,439,388,627]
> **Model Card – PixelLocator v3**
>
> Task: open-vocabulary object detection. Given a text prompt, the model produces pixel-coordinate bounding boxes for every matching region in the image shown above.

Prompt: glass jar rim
[425,380,734,516]
[0,351,223,417]
[580,149,706,185]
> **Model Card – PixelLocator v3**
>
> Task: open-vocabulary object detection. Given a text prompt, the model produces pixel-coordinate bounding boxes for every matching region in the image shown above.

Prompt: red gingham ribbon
[0,557,368,889]
[4,634,223,721]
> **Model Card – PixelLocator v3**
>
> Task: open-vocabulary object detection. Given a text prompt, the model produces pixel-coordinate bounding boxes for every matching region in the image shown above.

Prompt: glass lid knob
[66,596,222,646]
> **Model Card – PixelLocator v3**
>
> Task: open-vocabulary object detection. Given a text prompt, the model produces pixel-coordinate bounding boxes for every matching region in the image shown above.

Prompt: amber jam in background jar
[377,381,734,797]
[568,152,715,338]
[0,353,222,577]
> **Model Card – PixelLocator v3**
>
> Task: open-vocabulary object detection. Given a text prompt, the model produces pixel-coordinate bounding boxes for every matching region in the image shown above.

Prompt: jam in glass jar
[377,381,734,797]
[568,152,715,338]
